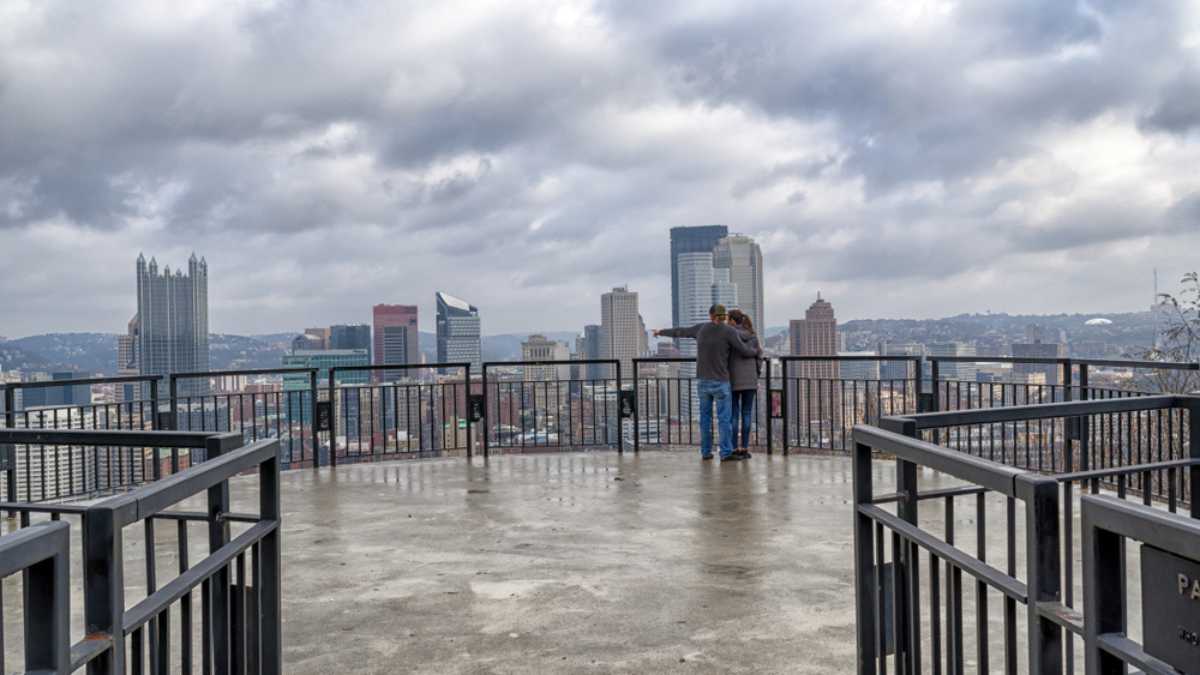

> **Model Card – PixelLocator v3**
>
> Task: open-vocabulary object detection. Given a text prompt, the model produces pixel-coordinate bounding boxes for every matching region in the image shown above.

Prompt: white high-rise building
[711,268,738,309]
[600,287,642,375]
[714,234,764,333]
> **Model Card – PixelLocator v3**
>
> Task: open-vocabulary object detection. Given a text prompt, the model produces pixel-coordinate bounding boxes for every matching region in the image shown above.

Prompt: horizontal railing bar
[1095,634,1178,674]
[915,485,991,501]
[782,355,921,362]
[92,439,277,527]
[1074,358,1199,370]
[5,374,159,390]
[1037,601,1084,637]
[0,520,69,578]
[151,510,259,523]
[0,428,230,448]
[891,395,1183,429]
[70,634,114,671]
[329,362,471,374]
[173,367,318,379]
[485,360,617,368]
[854,425,1025,497]
[1083,495,1200,561]
[859,504,1028,602]
[928,355,1064,365]
[1055,457,1200,484]
[0,502,89,515]
[122,520,276,634]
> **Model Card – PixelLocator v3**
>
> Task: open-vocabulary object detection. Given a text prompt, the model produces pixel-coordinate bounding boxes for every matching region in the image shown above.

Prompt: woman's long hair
[730,309,755,336]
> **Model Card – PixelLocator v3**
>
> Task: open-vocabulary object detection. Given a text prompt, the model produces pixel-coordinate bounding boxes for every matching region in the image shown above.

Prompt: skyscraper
[927,342,979,382]
[790,294,838,378]
[522,335,570,380]
[330,324,371,359]
[372,305,419,376]
[116,314,140,402]
[713,234,764,333]
[435,291,481,373]
[670,225,728,330]
[711,268,739,309]
[136,253,209,395]
[600,286,642,375]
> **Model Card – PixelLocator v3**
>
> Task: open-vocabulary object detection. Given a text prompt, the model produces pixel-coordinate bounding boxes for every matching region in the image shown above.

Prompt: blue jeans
[731,389,755,449]
[698,379,733,459]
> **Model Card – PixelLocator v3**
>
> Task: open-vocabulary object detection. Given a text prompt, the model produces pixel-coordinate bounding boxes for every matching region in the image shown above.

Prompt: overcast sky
[2,1,1199,337]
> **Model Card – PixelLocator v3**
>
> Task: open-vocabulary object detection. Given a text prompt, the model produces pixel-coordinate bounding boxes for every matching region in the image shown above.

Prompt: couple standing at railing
[654,303,762,462]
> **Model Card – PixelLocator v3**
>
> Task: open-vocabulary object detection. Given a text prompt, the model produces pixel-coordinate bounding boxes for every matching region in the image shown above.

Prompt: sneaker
[721,453,743,462]
[701,454,715,461]
[734,450,753,460]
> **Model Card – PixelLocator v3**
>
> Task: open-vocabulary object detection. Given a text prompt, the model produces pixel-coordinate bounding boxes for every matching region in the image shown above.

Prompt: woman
[727,309,760,459]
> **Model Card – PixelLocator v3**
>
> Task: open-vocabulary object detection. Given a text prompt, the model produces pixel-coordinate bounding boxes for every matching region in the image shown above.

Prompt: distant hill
[1,329,585,375]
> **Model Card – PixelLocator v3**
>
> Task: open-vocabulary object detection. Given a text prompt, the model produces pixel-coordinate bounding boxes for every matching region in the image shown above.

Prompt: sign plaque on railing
[469,394,485,422]
[619,390,636,419]
[316,401,333,432]
[769,389,783,419]
[1141,545,1200,672]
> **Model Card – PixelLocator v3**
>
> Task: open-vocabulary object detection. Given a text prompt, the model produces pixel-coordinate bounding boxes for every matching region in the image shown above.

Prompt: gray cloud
[1,0,1199,337]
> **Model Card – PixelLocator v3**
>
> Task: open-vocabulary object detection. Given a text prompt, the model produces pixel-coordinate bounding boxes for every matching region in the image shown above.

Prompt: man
[654,304,762,461]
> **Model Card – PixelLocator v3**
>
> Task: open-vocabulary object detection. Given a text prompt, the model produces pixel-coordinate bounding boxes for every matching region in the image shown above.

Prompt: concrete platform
[274,451,893,674]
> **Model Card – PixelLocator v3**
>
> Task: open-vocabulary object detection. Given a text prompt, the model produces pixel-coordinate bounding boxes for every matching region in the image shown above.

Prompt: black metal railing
[632,356,773,451]
[2,376,164,436]
[0,520,71,673]
[2,356,1195,470]
[481,360,622,456]
[780,355,924,453]
[0,428,281,674]
[326,363,473,465]
[1081,495,1200,673]
[170,367,320,469]
[852,394,1200,674]
[0,427,244,504]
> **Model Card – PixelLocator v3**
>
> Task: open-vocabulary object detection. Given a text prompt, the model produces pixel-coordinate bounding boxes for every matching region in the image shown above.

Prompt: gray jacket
[729,330,761,392]
[658,322,761,382]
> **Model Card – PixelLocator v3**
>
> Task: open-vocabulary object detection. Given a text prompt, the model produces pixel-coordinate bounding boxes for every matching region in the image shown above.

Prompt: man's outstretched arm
[654,324,701,339]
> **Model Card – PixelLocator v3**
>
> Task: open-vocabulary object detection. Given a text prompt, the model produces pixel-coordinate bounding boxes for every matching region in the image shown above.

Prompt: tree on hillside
[1136,272,1200,393]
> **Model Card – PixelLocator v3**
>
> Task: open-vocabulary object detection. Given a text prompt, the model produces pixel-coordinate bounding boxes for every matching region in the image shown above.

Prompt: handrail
[171,366,318,379]
[328,362,471,373]
[0,427,238,448]
[92,438,276,526]
[884,394,1184,430]
[852,424,1026,497]
[3,374,159,390]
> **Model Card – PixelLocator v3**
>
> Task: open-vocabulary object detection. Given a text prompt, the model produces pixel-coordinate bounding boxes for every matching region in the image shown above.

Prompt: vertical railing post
[259,442,283,675]
[465,363,473,460]
[327,368,338,468]
[1017,474,1064,675]
[895,418,920,673]
[309,368,319,469]
[766,359,774,455]
[169,375,179,431]
[1188,397,1200,519]
[207,434,235,675]
[782,358,790,456]
[482,365,490,459]
[852,436,877,674]
[3,384,16,510]
[1081,499,1125,675]
[25,521,71,674]
[617,359,625,454]
[632,359,640,454]
[149,378,160,430]
[84,502,126,675]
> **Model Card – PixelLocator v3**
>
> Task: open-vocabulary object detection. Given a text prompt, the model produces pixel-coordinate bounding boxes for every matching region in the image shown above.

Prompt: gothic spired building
[136,253,210,395]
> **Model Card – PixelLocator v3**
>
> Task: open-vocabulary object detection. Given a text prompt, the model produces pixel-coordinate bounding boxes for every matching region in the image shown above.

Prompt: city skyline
[4,3,1200,337]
